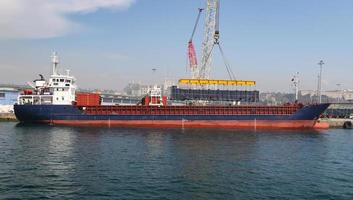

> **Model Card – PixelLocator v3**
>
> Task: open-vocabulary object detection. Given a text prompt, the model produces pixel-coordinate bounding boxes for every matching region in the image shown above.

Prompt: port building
[0,88,19,113]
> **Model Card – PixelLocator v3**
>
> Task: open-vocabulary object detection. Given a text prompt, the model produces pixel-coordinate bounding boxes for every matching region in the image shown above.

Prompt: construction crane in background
[188,0,236,81]
[188,8,203,79]
[199,0,219,80]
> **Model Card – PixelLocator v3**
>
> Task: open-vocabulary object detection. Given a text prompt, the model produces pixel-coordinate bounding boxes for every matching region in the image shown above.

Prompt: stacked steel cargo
[169,86,259,102]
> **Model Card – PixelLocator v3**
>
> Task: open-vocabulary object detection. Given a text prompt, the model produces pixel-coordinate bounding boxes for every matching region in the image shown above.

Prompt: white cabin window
[60,79,64,82]
[62,97,64,100]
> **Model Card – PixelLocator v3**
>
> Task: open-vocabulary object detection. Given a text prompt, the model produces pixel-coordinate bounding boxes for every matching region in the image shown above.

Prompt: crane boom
[215,0,220,43]
[197,0,219,79]
[188,8,203,78]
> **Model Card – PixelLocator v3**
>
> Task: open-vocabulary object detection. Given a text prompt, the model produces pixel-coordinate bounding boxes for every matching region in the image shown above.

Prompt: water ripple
[0,122,353,199]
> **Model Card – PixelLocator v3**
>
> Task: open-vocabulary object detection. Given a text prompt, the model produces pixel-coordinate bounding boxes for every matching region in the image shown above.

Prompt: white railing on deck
[18,95,53,105]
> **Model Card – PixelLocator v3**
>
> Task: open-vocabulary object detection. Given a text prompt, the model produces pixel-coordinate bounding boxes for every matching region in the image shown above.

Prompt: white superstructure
[147,85,164,106]
[18,52,77,105]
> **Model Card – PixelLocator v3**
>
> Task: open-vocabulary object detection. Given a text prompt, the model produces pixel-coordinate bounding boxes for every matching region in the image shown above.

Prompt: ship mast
[292,72,300,101]
[51,52,59,75]
[317,60,324,103]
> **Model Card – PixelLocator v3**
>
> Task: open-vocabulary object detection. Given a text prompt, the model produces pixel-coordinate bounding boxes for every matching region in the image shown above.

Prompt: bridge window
[0,93,5,98]
[60,79,64,82]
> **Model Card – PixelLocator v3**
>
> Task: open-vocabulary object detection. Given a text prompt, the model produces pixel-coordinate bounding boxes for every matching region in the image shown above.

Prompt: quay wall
[0,113,17,121]
[321,118,353,129]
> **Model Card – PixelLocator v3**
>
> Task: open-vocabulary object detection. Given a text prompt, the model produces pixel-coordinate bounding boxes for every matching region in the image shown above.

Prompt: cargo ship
[14,53,330,129]
[14,1,330,129]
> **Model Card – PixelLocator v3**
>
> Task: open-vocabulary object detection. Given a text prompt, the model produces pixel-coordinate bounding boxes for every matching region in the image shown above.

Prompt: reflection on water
[1,122,353,199]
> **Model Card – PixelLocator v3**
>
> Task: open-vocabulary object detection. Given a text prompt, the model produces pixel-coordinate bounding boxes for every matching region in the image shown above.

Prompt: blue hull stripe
[14,104,330,122]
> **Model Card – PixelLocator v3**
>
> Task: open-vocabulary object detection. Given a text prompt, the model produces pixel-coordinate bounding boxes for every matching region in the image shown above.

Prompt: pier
[321,118,353,129]
[0,113,17,121]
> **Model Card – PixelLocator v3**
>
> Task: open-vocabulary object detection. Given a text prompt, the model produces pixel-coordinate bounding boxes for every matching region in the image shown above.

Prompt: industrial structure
[182,0,258,103]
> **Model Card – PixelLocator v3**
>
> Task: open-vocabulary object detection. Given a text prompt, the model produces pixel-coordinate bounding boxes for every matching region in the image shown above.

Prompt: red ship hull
[46,119,329,129]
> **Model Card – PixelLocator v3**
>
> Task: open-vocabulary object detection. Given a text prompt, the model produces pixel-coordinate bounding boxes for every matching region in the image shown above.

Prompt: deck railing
[18,95,53,105]
[83,105,300,116]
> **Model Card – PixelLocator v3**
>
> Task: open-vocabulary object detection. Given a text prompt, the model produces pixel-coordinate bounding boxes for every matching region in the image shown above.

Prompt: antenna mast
[317,60,324,103]
[51,52,59,75]
[292,72,300,101]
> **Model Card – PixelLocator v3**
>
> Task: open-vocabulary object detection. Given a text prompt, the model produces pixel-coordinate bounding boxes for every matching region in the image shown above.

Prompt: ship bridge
[18,52,77,105]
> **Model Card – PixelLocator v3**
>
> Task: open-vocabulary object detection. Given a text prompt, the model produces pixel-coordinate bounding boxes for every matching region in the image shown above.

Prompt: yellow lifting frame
[178,79,256,86]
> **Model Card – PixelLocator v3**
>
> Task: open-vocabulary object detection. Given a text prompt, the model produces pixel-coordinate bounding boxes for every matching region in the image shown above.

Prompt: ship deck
[82,105,301,116]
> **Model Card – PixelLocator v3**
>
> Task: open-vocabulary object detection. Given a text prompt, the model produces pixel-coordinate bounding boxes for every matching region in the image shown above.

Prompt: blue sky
[0,0,352,92]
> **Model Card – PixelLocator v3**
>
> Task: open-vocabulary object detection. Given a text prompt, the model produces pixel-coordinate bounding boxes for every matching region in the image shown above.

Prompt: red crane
[187,8,203,75]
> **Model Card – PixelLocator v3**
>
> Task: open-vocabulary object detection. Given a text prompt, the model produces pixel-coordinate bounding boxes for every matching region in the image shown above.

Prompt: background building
[301,90,353,103]
[0,88,19,113]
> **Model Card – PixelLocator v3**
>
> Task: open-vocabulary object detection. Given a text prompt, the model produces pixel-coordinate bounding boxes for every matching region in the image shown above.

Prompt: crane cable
[218,42,236,80]
[201,41,236,80]
[215,0,235,80]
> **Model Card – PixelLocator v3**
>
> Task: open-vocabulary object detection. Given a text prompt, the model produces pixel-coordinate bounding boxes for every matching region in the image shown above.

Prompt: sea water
[0,122,352,199]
